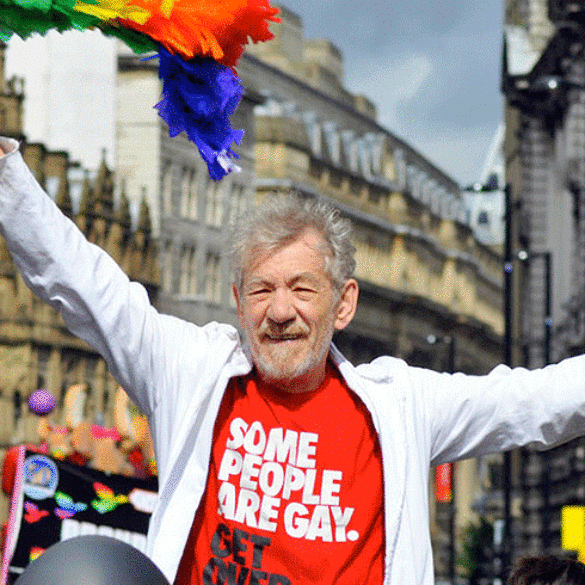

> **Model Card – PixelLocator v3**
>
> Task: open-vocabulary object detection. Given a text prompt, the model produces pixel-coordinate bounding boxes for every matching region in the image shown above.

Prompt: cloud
[395,28,503,134]
[342,37,502,185]
[346,46,500,184]
[345,51,433,130]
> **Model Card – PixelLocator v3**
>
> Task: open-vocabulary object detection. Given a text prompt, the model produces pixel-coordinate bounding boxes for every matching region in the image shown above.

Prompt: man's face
[234,229,357,394]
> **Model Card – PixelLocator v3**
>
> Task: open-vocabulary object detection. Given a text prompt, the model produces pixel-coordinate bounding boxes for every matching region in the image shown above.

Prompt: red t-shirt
[175,364,384,584]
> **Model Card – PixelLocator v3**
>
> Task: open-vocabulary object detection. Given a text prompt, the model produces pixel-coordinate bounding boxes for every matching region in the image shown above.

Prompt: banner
[1,448,158,584]
[562,505,585,563]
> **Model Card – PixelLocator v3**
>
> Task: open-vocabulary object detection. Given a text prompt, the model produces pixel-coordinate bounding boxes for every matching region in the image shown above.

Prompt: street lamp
[499,196,555,580]
[517,250,552,367]
[427,334,456,584]
[518,249,553,551]
[501,183,513,583]
[426,334,456,373]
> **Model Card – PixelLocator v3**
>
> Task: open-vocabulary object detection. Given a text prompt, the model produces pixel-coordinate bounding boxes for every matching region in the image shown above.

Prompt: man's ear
[334,278,359,331]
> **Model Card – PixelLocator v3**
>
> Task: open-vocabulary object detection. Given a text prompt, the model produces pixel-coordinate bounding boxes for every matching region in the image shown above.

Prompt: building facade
[0,42,159,520]
[502,0,585,565]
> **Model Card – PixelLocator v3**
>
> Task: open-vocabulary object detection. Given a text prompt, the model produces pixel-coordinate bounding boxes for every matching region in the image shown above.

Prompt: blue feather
[148,48,245,181]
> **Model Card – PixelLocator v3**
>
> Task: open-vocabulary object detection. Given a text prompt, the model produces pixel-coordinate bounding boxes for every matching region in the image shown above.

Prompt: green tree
[459,518,495,585]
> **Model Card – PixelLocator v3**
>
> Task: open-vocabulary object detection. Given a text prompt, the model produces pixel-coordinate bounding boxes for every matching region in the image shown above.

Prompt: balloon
[28,389,56,416]
[14,535,170,585]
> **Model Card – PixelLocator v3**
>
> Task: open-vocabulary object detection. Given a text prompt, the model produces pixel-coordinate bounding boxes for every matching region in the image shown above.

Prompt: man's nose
[267,288,296,323]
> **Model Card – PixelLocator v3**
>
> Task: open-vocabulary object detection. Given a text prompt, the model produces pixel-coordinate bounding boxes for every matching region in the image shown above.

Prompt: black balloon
[14,535,170,585]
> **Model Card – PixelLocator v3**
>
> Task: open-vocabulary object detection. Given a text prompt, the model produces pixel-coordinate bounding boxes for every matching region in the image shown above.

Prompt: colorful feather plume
[0,0,279,179]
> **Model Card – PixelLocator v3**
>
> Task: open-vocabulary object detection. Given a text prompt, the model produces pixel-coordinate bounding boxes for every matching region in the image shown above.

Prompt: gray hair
[228,195,356,293]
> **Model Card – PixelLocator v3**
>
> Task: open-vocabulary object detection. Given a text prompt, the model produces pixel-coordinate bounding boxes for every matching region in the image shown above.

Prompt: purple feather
[151,48,245,180]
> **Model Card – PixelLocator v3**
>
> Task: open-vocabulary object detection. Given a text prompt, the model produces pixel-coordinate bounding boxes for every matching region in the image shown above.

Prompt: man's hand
[0,144,5,156]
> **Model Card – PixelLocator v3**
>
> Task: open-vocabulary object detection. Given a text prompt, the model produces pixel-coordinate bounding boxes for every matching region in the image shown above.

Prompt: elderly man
[2,136,585,585]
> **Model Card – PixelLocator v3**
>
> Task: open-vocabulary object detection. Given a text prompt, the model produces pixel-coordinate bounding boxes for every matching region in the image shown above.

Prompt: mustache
[259,320,310,339]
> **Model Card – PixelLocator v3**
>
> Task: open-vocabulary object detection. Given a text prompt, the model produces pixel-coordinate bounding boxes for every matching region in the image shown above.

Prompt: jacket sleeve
[408,355,585,466]
[0,139,196,418]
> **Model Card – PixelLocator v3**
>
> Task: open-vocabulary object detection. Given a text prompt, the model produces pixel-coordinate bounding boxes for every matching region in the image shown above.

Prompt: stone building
[116,6,505,580]
[502,0,585,564]
[0,42,24,145]
[0,42,158,518]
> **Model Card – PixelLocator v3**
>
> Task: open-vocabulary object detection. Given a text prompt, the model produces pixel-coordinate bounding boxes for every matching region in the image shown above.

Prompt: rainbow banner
[1,448,158,584]
[0,0,279,179]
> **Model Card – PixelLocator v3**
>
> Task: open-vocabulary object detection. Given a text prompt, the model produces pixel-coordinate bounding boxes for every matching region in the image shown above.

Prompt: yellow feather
[159,0,174,18]
[74,0,151,25]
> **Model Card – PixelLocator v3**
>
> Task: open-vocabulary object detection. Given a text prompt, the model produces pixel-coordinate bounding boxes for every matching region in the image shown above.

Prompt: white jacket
[2,139,585,585]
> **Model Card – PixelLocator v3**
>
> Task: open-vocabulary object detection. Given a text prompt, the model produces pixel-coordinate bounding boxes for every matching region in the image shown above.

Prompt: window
[161,163,173,216]
[46,176,60,200]
[205,253,222,303]
[162,240,174,292]
[401,269,410,291]
[60,353,80,407]
[394,149,406,188]
[206,180,224,227]
[85,358,97,394]
[229,184,248,224]
[180,168,198,219]
[179,246,197,296]
[329,169,343,188]
[180,168,190,217]
[13,391,22,425]
[478,211,490,225]
[36,347,51,389]
[189,170,199,219]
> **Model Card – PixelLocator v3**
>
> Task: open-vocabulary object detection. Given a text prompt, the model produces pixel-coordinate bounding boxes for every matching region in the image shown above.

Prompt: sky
[277,0,504,186]
[5,0,504,187]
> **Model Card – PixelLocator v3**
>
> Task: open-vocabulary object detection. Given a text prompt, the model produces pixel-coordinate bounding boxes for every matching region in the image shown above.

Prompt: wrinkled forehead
[241,228,332,281]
